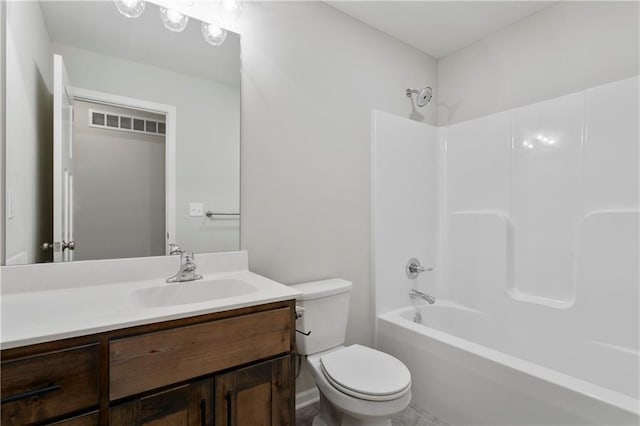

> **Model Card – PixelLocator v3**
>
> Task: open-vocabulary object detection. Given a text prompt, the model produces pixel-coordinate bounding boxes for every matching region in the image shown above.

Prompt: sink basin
[131,279,257,307]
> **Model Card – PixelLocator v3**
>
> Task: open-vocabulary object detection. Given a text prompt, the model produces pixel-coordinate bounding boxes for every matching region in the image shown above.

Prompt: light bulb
[201,22,227,46]
[114,0,145,18]
[218,0,242,23]
[160,7,189,32]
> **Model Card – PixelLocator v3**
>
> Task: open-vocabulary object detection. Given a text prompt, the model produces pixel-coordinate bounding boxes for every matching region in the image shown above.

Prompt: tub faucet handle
[406,258,434,279]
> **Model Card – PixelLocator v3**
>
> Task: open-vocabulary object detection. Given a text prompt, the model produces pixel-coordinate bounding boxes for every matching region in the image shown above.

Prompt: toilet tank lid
[290,279,352,300]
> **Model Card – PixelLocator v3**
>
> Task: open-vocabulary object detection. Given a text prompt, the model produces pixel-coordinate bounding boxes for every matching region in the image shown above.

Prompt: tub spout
[409,289,436,304]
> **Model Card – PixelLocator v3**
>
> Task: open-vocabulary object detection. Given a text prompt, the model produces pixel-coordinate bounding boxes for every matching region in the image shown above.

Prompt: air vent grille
[89,109,166,136]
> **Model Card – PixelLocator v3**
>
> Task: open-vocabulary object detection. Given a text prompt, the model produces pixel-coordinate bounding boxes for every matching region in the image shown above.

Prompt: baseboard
[295,387,320,411]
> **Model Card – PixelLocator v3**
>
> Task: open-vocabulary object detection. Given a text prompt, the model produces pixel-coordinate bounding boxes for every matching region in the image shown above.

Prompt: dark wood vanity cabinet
[109,379,213,426]
[215,355,294,426]
[0,300,295,426]
[1,344,100,425]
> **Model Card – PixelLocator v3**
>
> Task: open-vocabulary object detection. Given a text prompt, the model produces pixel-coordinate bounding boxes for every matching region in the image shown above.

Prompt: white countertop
[1,269,301,350]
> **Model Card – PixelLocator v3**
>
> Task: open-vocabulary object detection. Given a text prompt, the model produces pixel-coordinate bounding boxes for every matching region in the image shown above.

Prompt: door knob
[41,242,53,251]
[62,240,76,251]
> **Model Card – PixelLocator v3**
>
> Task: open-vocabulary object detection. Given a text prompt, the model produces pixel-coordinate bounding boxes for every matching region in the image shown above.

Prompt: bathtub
[376,303,640,426]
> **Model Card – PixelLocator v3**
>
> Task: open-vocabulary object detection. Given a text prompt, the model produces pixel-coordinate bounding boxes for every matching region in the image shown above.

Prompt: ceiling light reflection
[114,0,145,18]
[160,7,189,32]
[219,0,242,22]
[522,134,557,150]
[202,22,228,45]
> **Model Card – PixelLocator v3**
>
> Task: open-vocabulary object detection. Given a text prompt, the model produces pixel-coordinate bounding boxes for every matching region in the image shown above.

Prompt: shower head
[406,87,432,108]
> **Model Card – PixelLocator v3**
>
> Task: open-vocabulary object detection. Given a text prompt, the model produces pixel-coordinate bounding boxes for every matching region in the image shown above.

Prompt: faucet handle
[169,244,183,255]
[406,257,434,279]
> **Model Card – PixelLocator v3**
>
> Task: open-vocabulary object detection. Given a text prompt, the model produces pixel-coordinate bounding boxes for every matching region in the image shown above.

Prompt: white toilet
[291,279,412,426]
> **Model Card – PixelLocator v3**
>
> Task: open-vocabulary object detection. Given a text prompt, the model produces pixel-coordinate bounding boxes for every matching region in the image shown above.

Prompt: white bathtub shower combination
[371,77,639,425]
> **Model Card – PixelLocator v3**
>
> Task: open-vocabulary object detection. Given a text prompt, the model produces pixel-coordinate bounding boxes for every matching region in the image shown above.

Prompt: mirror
[2,1,241,265]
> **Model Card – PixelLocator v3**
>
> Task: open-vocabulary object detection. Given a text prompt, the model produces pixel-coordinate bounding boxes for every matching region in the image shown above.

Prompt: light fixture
[218,0,242,23]
[160,7,189,32]
[114,1,229,47]
[114,0,145,18]
[201,22,228,46]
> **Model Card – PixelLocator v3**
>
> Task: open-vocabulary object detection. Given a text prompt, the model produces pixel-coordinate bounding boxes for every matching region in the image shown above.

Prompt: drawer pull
[200,398,206,426]
[1,384,62,404]
[225,391,232,426]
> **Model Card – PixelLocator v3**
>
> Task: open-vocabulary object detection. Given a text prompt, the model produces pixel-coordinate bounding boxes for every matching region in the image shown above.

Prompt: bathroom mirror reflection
[2,0,241,265]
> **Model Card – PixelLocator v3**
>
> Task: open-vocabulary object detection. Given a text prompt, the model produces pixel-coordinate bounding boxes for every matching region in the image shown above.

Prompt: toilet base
[312,393,393,426]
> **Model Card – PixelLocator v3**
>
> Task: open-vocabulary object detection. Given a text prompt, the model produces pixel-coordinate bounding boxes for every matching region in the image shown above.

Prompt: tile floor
[295,401,449,426]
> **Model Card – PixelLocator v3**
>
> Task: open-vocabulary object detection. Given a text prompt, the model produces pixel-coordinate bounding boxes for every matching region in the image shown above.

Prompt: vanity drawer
[50,410,99,425]
[1,344,100,425]
[110,307,292,400]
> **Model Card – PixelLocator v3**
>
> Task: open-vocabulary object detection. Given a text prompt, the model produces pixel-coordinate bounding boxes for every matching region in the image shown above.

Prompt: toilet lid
[319,345,411,401]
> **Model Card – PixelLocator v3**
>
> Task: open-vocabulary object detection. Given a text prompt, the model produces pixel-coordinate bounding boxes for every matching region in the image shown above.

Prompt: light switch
[189,202,204,217]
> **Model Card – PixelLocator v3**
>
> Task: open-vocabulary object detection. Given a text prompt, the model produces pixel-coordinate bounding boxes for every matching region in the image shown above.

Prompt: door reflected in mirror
[3,0,241,265]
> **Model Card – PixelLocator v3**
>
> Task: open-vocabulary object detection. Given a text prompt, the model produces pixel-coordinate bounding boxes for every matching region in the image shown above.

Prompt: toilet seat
[319,345,411,402]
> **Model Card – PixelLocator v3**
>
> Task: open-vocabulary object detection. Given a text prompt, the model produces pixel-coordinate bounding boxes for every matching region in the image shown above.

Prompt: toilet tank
[290,279,352,355]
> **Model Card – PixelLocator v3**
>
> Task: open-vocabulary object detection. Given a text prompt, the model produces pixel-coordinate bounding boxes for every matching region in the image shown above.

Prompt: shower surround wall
[372,76,639,424]
[446,77,639,312]
[371,111,438,316]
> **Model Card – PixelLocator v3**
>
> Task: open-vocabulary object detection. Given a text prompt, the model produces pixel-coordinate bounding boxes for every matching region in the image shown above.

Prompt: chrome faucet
[409,289,436,304]
[406,257,434,279]
[167,245,203,283]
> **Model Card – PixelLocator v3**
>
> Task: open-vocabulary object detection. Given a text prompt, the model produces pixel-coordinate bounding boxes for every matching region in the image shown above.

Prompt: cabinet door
[110,378,213,426]
[214,355,294,426]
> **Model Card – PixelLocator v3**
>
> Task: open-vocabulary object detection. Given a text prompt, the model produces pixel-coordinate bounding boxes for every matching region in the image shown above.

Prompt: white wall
[52,43,240,255]
[237,2,438,355]
[4,1,52,264]
[437,1,640,125]
[73,101,166,261]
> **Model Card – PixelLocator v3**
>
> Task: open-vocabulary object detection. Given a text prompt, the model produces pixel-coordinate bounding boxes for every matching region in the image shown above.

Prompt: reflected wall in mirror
[2,0,241,265]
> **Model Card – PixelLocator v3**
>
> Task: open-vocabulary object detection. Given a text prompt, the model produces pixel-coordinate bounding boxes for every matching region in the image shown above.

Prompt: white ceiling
[40,1,240,86]
[328,1,556,58]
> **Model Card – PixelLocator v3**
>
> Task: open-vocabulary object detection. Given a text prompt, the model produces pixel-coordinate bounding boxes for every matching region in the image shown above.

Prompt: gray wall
[238,1,438,351]
[1,1,5,265]
[53,43,240,254]
[4,1,52,264]
[437,1,640,125]
[72,101,165,260]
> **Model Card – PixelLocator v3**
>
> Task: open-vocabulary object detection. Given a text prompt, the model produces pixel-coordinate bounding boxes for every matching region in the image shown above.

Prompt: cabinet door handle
[200,398,206,426]
[225,391,233,426]
[1,384,61,404]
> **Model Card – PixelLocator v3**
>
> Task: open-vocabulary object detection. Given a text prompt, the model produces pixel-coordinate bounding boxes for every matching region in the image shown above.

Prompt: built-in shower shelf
[449,210,512,220]
[507,289,574,309]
